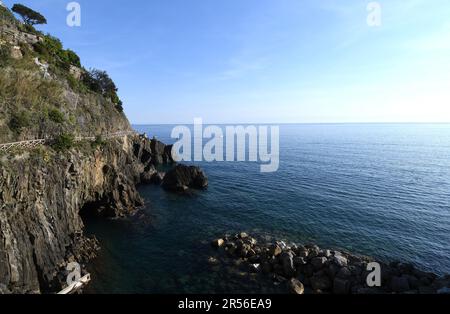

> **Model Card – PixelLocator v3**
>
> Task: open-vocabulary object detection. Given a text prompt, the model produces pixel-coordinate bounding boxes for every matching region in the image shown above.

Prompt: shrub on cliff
[9,110,31,134]
[0,5,18,24]
[91,135,106,149]
[33,35,81,70]
[47,108,65,124]
[82,69,124,112]
[0,45,11,66]
[52,133,75,151]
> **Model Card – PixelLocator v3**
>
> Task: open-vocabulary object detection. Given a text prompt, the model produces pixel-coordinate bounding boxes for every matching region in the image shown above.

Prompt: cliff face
[0,6,173,294]
[0,135,172,294]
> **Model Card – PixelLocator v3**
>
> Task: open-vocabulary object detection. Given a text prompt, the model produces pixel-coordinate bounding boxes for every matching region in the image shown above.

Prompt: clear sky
[4,0,450,124]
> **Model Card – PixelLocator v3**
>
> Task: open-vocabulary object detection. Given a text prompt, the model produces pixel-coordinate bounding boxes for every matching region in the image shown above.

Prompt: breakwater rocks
[211,233,450,294]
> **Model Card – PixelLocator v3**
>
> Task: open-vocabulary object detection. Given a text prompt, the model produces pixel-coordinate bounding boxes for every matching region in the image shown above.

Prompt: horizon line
[131,122,450,126]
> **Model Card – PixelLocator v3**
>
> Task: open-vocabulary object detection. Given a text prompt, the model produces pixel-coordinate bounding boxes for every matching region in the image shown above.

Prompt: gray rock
[269,244,283,257]
[297,250,309,259]
[294,257,307,266]
[308,245,320,258]
[311,257,328,270]
[211,239,225,248]
[161,164,208,192]
[239,232,249,239]
[310,274,332,291]
[332,255,348,267]
[288,278,305,294]
[280,252,296,277]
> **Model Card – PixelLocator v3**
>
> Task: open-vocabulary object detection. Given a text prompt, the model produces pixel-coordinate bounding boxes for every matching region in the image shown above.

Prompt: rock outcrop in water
[211,233,450,294]
[162,164,208,192]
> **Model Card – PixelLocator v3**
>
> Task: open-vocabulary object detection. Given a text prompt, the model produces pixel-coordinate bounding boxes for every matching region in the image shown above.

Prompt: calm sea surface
[85,124,450,293]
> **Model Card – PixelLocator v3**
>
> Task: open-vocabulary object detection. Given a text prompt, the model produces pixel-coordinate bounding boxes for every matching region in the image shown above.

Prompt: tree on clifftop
[12,3,47,26]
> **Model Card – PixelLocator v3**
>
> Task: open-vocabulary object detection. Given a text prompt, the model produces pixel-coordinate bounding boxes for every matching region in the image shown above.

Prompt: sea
[84,123,450,293]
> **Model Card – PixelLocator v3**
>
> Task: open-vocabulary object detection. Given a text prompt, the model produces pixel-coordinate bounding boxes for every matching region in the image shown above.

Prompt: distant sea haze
[85,123,450,293]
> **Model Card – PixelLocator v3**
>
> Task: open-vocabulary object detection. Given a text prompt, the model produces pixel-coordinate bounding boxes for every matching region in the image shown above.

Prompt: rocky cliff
[0,6,181,294]
[0,132,179,293]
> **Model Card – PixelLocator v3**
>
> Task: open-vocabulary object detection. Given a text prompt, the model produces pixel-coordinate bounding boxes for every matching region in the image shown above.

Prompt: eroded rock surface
[0,135,174,293]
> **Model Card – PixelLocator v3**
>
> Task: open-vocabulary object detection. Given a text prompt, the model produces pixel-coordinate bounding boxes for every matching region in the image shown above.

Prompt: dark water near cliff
[85,124,450,293]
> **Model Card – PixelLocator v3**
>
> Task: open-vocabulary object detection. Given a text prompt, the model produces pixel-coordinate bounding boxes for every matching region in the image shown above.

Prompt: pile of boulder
[211,233,450,294]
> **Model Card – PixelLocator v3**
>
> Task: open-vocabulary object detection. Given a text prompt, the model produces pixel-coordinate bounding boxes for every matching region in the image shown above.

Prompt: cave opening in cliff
[79,195,114,222]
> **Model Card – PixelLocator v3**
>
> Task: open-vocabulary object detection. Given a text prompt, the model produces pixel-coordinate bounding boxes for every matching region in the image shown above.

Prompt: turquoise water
[85,124,450,293]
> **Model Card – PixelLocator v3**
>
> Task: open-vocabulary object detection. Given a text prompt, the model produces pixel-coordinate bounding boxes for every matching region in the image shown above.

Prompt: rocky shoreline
[211,232,450,294]
[0,132,208,294]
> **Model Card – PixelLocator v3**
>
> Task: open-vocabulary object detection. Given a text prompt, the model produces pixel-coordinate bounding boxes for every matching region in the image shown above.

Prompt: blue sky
[4,0,450,123]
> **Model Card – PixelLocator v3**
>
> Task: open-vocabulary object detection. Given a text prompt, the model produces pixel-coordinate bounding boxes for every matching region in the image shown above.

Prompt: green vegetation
[0,4,126,145]
[0,69,63,107]
[0,5,18,24]
[82,69,124,112]
[9,111,31,134]
[11,3,47,26]
[47,108,65,124]
[92,135,106,149]
[33,35,81,70]
[52,133,75,151]
[0,45,11,67]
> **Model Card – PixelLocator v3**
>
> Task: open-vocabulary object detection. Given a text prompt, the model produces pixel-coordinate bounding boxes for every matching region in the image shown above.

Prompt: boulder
[238,232,249,239]
[280,252,296,277]
[307,245,320,258]
[297,250,309,259]
[294,257,307,266]
[161,165,208,192]
[310,274,332,291]
[332,254,348,267]
[288,278,305,295]
[311,257,328,270]
[211,239,225,248]
[269,244,283,257]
